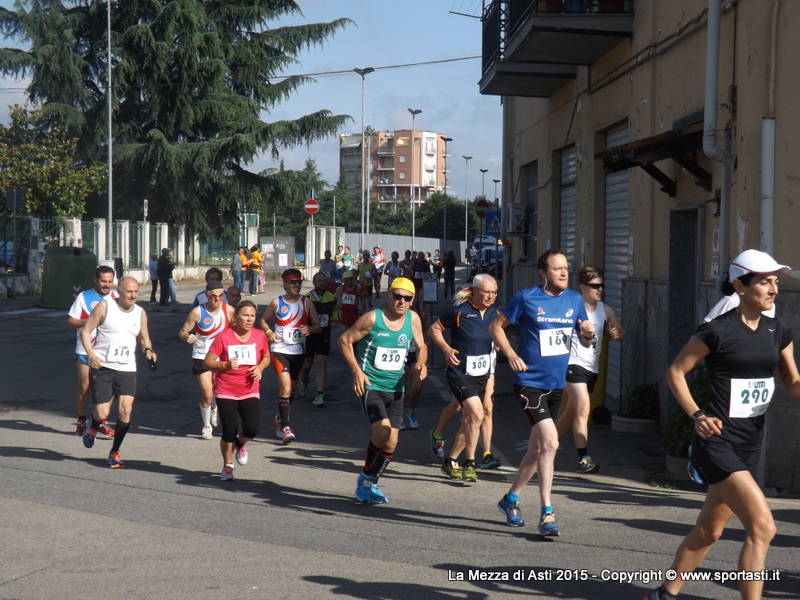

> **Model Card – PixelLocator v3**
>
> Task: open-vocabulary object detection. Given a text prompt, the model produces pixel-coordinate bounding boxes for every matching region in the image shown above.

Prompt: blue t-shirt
[502,286,587,389]
[437,303,498,379]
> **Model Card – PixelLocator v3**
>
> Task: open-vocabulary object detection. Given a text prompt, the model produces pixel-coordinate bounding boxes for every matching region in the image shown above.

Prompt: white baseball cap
[729,249,790,281]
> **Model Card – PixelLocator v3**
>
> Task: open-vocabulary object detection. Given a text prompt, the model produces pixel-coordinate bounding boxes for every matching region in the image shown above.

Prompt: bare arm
[204,349,237,372]
[605,304,625,341]
[258,299,278,343]
[411,311,428,382]
[666,336,722,438]
[178,307,200,344]
[79,300,107,369]
[138,310,157,363]
[338,312,377,396]
[67,316,85,330]
[489,313,527,372]
[305,300,321,335]
[428,321,460,367]
[778,342,800,401]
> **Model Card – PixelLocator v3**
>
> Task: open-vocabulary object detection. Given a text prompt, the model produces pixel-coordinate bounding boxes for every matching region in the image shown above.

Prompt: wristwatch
[691,409,707,421]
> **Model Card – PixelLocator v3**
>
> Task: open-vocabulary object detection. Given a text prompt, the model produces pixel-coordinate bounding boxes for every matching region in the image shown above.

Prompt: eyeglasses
[208,293,224,299]
[392,292,413,303]
[585,283,603,289]
[286,280,302,285]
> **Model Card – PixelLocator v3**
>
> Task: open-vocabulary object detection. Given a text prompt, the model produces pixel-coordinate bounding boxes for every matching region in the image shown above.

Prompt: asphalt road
[0,284,798,600]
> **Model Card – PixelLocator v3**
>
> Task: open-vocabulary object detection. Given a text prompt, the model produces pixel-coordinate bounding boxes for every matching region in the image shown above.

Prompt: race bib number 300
[539,327,572,357]
[729,378,774,418]
[229,343,257,366]
[374,347,407,371]
[466,354,491,377]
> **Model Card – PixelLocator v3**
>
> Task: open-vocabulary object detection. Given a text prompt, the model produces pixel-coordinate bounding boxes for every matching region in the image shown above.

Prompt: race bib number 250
[374,347,407,371]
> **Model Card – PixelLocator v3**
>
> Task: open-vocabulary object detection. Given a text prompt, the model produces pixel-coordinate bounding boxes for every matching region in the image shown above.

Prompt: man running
[339,277,427,504]
[178,281,234,439]
[555,265,624,474]
[299,272,338,407]
[490,250,594,535]
[80,277,157,468]
[67,265,118,438]
[429,274,499,483]
[258,268,321,443]
[191,267,227,307]
[336,270,363,328]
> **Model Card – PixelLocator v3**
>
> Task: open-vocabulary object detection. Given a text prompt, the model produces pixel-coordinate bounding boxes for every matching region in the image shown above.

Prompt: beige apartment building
[339,129,449,211]
[481,0,800,490]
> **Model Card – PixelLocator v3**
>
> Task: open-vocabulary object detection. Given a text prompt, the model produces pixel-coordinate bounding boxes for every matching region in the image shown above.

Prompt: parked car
[469,245,504,279]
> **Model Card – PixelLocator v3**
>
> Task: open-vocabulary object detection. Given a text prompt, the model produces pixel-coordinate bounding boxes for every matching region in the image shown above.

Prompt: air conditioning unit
[508,204,527,233]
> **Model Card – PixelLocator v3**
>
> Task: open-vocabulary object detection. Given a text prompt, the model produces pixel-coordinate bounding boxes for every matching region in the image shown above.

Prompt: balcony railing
[377,144,395,155]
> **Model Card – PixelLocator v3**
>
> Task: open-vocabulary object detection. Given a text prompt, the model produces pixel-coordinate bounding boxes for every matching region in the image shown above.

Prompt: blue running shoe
[497,495,525,527]
[83,428,97,449]
[687,446,705,485]
[538,511,560,536]
[355,474,388,504]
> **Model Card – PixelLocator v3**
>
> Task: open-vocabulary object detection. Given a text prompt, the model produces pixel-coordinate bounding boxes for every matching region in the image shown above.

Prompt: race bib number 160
[539,327,572,357]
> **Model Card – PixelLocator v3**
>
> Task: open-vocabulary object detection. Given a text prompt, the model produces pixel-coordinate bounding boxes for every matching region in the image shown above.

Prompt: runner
[299,272,338,407]
[338,277,427,504]
[203,301,270,481]
[429,274,499,483]
[191,267,227,308]
[372,246,386,298]
[178,281,234,439]
[644,250,798,600]
[336,270,363,328]
[67,265,118,438]
[555,265,624,474]
[357,250,378,311]
[490,249,594,535]
[401,293,428,430]
[384,251,403,288]
[258,268,321,443]
[226,286,242,308]
[400,250,414,279]
[79,277,157,468]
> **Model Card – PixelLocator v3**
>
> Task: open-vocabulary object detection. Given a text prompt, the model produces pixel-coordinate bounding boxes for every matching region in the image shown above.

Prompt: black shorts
[192,358,210,375]
[447,374,488,405]
[359,389,404,428]
[272,352,305,380]
[304,332,331,358]
[91,368,136,403]
[690,437,760,486]
[566,364,599,394]
[514,385,563,426]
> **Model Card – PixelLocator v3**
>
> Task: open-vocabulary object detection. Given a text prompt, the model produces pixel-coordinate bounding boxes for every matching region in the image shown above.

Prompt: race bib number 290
[539,327,572,357]
[729,378,774,418]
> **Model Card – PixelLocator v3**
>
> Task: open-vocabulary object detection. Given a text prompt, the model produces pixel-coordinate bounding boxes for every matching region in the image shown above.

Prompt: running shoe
[210,404,218,428]
[577,456,599,474]
[430,429,446,459]
[107,451,124,468]
[497,495,525,527]
[201,426,213,440]
[462,461,478,482]
[273,415,283,440]
[83,427,97,449]
[538,511,560,536]
[220,464,234,481]
[406,412,419,430]
[75,416,87,437]
[399,418,407,431]
[298,380,307,395]
[97,420,115,439]
[280,426,296,444]
[312,393,325,407]
[354,473,388,504]
[687,446,705,485]
[441,459,463,480]
[478,452,501,469]
[236,445,249,466]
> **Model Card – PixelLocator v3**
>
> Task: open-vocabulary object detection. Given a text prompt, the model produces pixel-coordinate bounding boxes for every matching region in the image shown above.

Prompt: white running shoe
[201,426,213,440]
[220,464,234,481]
[210,404,218,428]
[236,445,249,466]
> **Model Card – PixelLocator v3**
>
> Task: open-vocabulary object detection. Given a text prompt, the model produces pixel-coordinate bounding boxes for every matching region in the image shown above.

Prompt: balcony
[480,0,634,97]
[377,144,395,155]
[377,165,395,171]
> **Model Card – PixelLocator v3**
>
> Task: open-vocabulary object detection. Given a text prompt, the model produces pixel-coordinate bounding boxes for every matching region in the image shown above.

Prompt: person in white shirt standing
[556,265,624,474]
[80,277,157,468]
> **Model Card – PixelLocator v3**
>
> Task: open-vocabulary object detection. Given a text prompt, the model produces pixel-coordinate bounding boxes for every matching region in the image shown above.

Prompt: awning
[595,115,711,197]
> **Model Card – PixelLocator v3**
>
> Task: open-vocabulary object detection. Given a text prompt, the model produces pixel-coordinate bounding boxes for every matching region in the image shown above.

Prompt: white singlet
[92,298,143,373]
[568,301,606,373]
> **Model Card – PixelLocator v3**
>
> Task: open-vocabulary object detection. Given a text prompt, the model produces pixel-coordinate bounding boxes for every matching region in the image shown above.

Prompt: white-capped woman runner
[644,249,800,600]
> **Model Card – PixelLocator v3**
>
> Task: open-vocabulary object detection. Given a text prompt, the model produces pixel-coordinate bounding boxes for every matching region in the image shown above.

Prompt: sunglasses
[585,283,603,289]
[208,293,224,299]
[392,292,413,303]
[286,280,302,285]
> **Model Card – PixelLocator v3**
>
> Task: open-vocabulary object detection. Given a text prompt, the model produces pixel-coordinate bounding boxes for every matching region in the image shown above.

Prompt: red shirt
[209,327,269,400]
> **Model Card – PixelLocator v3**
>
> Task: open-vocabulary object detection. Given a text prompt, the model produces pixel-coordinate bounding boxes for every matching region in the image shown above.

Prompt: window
[398,156,407,163]
[399,172,406,179]
[396,137,409,146]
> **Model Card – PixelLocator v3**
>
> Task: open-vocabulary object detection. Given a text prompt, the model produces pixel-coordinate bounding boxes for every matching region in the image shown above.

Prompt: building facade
[481,0,800,490]
[339,129,449,211]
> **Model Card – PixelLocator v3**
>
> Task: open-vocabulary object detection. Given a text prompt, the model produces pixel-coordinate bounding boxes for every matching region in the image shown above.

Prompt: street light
[479,168,488,198]
[441,136,452,242]
[106,0,113,261]
[354,66,374,252]
[408,108,422,250]
[492,178,501,204]
[462,155,472,258]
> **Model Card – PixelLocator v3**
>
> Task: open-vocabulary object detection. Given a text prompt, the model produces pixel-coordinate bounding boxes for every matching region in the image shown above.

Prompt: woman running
[645,249,799,600]
[204,301,270,481]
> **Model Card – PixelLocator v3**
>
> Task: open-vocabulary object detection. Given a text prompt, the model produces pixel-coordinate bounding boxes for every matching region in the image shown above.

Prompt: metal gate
[559,146,577,275]
[603,124,630,408]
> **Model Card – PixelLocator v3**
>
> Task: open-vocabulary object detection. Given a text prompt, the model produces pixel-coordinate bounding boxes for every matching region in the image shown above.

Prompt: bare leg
[480,376,495,455]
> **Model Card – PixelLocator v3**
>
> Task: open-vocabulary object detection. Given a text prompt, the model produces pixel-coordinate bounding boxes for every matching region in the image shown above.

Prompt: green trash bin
[40,247,98,309]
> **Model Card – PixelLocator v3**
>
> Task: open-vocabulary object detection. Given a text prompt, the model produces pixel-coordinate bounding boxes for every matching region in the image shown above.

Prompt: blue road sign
[485,210,501,235]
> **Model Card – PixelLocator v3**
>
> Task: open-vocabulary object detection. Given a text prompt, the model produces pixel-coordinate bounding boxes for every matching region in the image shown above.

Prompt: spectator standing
[443,250,456,299]
[231,247,244,290]
[372,246,386,298]
[247,244,263,296]
[148,255,159,303]
[157,248,176,306]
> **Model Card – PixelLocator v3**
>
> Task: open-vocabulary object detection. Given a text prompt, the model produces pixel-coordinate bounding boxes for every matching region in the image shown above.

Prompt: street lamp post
[106,0,113,261]
[441,136,452,242]
[479,168,488,198]
[462,155,472,259]
[493,178,501,205]
[354,67,374,252]
[408,108,422,251]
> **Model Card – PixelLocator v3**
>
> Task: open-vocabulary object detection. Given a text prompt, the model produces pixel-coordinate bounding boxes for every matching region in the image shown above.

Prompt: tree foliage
[0,105,105,216]
[0,1,351,234]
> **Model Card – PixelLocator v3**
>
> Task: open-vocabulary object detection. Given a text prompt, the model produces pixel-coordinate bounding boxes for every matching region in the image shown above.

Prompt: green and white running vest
[356,309,413,392]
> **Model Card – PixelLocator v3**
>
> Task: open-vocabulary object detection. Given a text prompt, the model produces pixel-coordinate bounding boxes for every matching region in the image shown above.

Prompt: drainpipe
[703,0,736,287]
[761,0,781,255]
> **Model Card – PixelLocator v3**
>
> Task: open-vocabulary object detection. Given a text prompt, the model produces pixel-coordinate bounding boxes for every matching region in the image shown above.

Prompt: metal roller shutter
[604,125,629,409]
[560,147,577,273]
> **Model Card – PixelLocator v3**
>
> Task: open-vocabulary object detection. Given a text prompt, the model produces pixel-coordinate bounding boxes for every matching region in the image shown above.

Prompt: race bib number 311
[539,327,572,357]
[107,343,133,364]
[729,378,774,418]
[229,343,257,366]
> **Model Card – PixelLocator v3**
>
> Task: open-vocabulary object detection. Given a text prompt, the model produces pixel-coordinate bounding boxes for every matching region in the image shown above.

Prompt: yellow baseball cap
[389,277,416,295]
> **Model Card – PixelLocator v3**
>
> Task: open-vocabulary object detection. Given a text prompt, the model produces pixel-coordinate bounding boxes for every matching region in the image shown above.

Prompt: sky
[0,0,502,201]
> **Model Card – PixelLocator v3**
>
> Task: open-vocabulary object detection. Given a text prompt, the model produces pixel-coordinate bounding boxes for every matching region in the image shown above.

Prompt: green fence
[81,221,96,254]
[200,237,239,266]
[38,217,67,250]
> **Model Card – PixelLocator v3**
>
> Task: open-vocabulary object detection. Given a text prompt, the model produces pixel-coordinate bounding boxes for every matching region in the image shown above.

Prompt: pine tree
[0,1,351,235]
